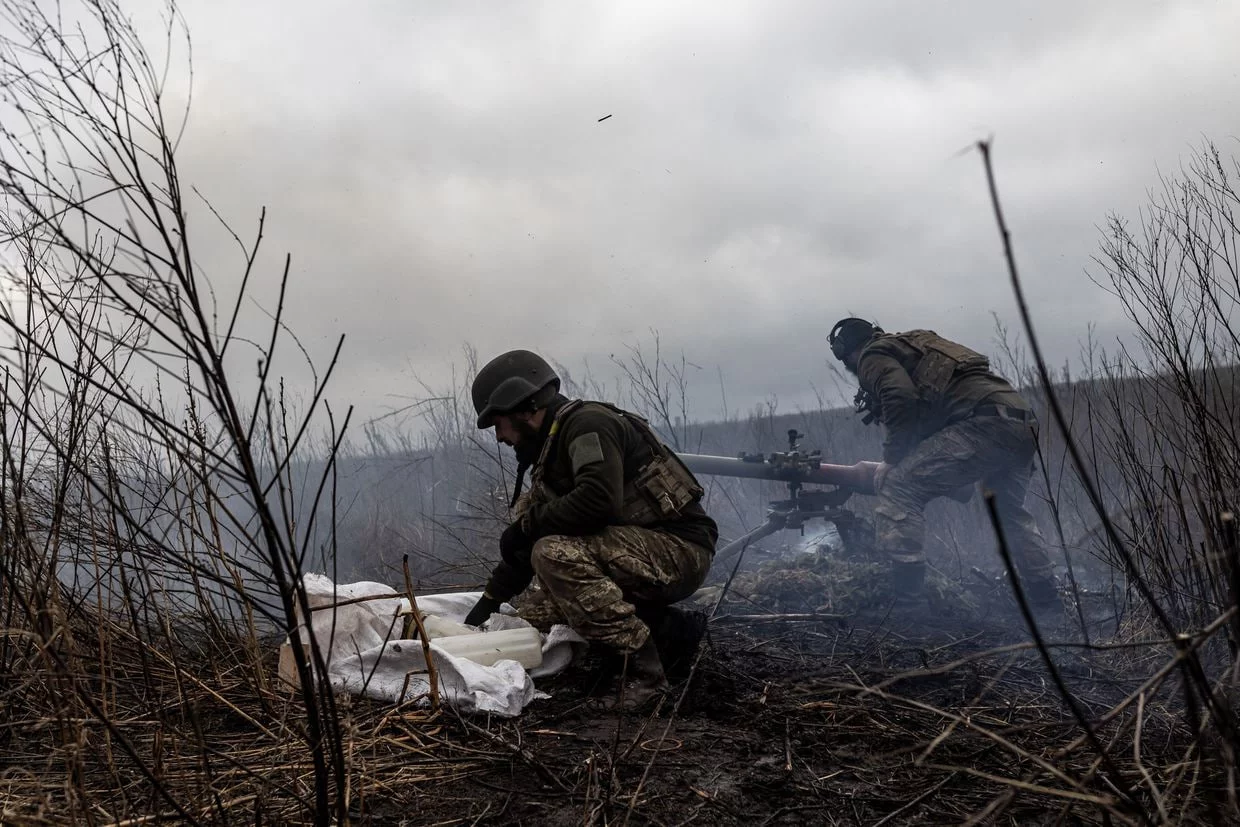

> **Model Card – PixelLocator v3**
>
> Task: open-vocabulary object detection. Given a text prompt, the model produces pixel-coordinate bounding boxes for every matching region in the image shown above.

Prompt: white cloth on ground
[293,573,585,717]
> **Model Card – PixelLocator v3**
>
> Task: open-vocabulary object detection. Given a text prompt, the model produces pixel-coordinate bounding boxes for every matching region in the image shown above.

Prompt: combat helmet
[471,349,561,429]
[828,318,881,361]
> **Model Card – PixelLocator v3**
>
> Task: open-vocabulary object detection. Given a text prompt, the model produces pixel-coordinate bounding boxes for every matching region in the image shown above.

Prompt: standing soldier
[463,350,718,709]
[827,318,1060,610]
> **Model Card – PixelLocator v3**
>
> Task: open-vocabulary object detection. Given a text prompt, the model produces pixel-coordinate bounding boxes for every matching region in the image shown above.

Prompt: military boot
[599,637,668,712]
[654,606,708,681]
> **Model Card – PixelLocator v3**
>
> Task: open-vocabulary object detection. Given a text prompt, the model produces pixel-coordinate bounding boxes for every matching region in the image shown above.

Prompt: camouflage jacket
[485,396,718,603]
[856,330,1029,465]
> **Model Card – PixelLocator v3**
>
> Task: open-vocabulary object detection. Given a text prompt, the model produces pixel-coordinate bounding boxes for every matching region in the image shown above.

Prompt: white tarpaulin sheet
[291,573,585,717]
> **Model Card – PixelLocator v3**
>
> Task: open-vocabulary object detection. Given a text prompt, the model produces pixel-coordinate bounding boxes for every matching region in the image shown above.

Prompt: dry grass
[0,589,473,825]
[0,2,1237,824]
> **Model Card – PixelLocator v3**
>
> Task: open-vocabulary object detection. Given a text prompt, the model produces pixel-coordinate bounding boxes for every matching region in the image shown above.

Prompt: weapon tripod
[714,429,874,567]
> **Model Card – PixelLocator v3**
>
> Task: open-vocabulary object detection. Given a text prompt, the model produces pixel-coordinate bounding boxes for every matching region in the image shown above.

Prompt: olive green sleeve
[523,409,627,538]
[857,352,920,464]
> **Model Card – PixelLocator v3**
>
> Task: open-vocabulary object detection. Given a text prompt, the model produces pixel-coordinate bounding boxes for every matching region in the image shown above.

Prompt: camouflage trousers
[875,414,1055,585]
[524,525,713,654]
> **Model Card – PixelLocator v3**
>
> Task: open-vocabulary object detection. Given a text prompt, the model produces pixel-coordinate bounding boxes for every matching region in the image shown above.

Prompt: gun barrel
[677,453,880,495]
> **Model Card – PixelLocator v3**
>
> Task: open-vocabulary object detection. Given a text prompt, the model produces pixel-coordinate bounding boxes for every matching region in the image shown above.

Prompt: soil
[368,589,1182,827]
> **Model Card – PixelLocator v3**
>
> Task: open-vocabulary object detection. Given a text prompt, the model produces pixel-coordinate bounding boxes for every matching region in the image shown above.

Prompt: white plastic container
[431,627,544,670]
[420,615,477,639]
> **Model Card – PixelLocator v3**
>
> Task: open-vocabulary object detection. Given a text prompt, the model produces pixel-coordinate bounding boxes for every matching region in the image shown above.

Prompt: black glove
[499,522,533,565]
[464,594,502,628]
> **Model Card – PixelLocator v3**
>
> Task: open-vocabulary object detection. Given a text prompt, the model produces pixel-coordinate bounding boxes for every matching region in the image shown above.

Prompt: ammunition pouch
[529,399,705,530]
[620,451,705,526]
[593,401,704,527]
[906,332,989,397]
[867,330,991,437]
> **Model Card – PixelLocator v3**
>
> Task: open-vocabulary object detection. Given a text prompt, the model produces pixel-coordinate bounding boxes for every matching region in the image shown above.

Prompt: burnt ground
[373,593,1211,827]
[2,549,1225,826]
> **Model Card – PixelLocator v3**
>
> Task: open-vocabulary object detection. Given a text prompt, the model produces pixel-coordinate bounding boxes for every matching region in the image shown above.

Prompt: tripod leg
[712,516,784,569]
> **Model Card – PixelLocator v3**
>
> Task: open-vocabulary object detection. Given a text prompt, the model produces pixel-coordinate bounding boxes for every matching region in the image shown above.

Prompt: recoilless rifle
[676,429,971,565]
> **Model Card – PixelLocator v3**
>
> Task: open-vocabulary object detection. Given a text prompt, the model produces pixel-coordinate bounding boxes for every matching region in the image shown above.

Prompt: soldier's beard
[511,419,545,466]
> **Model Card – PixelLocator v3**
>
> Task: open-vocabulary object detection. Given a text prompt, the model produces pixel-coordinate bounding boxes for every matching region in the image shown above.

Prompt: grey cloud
[119,0,1240,427]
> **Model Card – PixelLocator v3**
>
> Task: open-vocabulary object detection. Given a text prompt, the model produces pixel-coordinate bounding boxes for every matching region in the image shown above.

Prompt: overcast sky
[127,0,1240,432]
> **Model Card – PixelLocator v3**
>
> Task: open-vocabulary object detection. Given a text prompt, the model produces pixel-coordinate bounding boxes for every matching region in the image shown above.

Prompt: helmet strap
[505,391,561,509]
[508,461,528,509]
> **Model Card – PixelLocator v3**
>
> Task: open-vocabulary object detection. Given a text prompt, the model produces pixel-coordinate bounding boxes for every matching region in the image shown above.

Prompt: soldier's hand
[873,462,892,493]
[464,594,502,628]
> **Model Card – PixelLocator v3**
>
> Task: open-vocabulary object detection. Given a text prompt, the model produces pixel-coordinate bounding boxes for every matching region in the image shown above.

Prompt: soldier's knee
[530,535,580,575]
[876,472,925,508]
[873,502,923,551]
[874,498,922,526]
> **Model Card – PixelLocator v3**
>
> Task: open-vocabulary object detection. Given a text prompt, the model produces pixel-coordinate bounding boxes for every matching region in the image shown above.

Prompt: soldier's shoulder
[870,329,953,352]
[892,328,940,341]
[563,400,629,431]
[861,331,915,355]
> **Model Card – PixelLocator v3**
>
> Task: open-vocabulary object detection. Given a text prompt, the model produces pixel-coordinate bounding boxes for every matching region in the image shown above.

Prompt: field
[3,2,1240,824]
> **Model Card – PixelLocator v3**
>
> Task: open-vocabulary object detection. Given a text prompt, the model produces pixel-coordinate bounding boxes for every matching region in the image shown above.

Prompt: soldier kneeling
[463,350,718,709]
[828,318,1061,613]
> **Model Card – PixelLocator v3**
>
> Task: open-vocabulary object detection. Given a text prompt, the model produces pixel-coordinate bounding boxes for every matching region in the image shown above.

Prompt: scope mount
[713,430,868,566]
[738,429,854,533]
